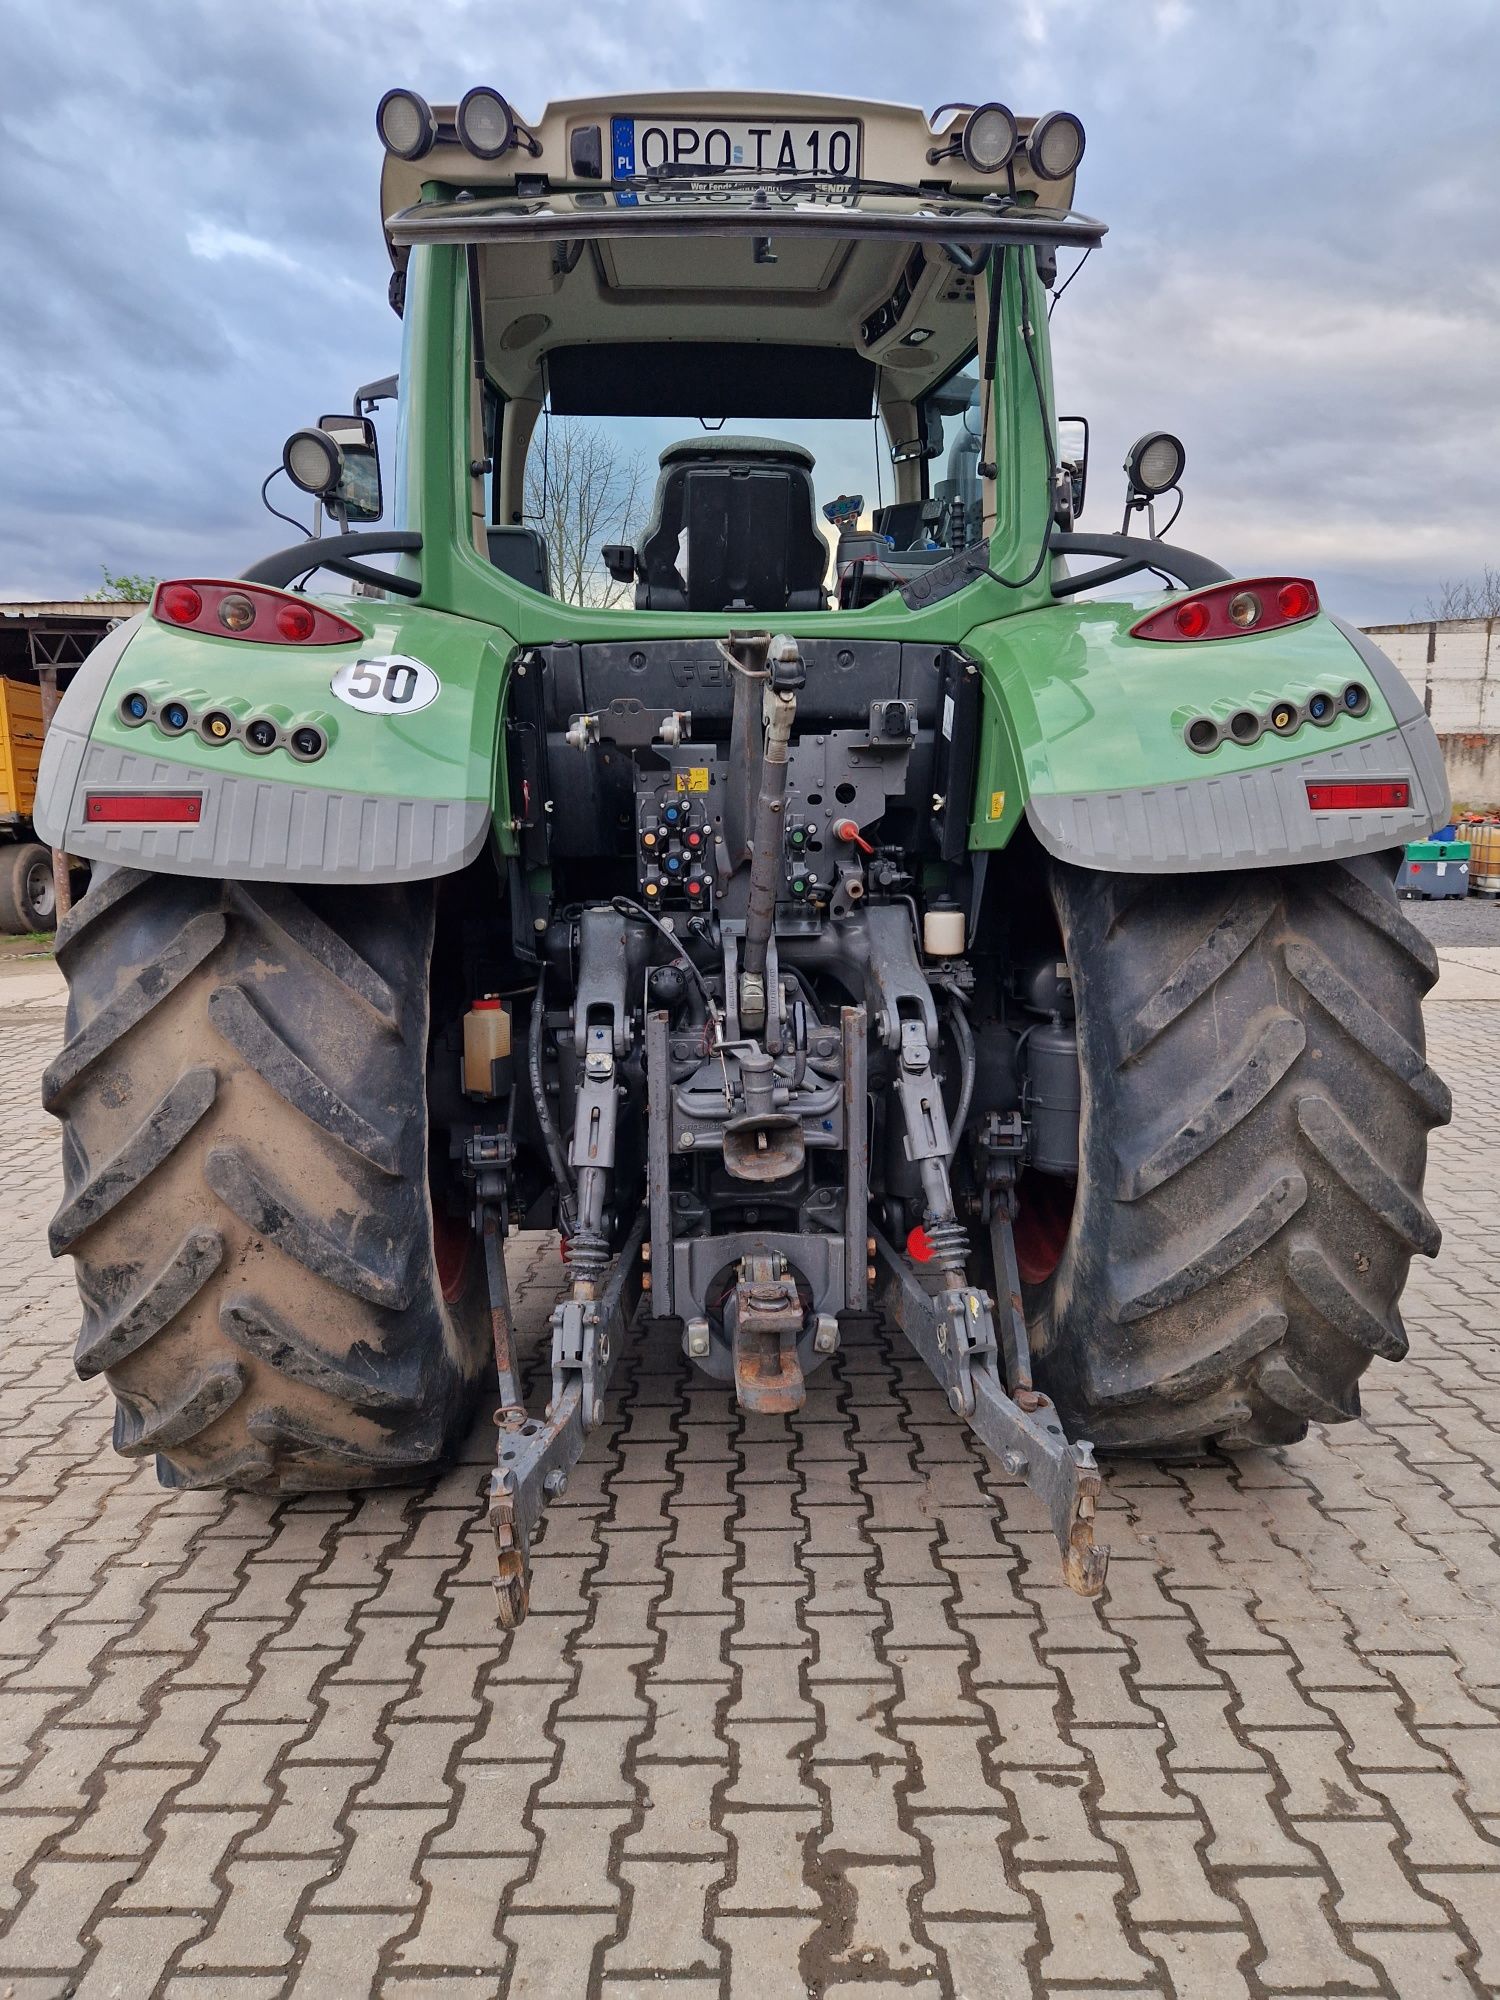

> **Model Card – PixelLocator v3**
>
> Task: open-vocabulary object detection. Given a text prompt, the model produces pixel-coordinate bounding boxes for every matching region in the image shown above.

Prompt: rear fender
[33,598,513,884]
[964,597,1448,871]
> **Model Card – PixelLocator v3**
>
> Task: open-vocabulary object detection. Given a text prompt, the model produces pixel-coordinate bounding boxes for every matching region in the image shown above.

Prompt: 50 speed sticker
[331,655,440,715]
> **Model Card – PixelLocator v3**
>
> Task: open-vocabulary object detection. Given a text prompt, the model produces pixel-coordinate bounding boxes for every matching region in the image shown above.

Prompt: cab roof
[378,91,1104,411]
[379,90,1099,258]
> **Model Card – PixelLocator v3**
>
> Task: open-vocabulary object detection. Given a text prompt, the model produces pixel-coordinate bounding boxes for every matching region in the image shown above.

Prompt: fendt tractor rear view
[35,90,1450,1619]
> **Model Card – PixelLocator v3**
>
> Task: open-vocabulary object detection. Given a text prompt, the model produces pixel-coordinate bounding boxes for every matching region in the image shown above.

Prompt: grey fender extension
[37,735,488,886]
[1025,724,1448,875]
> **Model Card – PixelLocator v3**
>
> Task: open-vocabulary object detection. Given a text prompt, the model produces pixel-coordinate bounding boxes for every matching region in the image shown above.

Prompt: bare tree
[524,420,649,607]
[1420,566,1500,621]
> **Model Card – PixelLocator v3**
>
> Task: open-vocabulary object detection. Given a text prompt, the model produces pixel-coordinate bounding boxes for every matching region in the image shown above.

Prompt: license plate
[611,115,859,182]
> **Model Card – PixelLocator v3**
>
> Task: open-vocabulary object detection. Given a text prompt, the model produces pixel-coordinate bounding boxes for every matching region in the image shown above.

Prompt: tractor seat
[631,436,829,613]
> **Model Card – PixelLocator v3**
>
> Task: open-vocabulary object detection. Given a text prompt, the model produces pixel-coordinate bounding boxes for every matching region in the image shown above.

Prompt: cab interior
[467,222,992,610]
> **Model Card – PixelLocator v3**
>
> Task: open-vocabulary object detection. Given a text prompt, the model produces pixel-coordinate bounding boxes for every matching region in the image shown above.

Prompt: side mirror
[318,413,383,523]
[1056,415,1089,525]
[281,417,383,526]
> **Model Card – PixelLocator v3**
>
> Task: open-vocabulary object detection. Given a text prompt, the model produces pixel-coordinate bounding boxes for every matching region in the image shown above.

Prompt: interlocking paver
[1,990,1498,1995]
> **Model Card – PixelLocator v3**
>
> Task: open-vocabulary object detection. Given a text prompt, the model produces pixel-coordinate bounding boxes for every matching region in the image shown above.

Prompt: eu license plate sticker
[612,116,859,182]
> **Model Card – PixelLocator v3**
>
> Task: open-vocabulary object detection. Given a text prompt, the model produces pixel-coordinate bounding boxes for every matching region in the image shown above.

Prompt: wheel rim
[432,1202,472,1304]
[25,858,55,922]
[1013,1170,1076,1284]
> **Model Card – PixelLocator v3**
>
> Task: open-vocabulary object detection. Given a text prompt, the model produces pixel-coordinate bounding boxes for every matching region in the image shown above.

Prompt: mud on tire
[1026,851,1449,1453]
[44,867,492,1491]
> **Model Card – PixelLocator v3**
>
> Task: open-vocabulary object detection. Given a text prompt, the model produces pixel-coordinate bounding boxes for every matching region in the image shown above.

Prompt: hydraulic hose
[945,992,977,1162]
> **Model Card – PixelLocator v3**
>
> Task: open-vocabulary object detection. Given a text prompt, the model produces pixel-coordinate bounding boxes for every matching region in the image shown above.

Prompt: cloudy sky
[2,0,1496,623]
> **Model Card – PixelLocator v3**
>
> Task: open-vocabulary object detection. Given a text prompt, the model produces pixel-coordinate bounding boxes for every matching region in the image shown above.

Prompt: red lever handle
[833,818,874,855]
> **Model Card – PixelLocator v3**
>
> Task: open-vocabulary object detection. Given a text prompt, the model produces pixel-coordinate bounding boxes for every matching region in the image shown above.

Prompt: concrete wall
[1363,619,1500,809]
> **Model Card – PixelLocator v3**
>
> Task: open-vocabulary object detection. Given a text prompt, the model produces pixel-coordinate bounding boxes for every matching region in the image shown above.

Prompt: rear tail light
[1131,577,1320,643]
[1305,781,1410,811]
[85,793,203,824]
[150,579,362,647]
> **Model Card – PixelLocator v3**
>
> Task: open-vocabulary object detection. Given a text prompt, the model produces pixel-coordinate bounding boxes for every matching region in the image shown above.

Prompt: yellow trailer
[0,676,57,930]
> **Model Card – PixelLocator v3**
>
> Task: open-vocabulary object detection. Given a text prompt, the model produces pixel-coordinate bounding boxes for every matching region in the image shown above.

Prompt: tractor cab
[365,91,1102,618]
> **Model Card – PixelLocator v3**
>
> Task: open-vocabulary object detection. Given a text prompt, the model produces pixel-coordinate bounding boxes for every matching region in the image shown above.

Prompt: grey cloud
[0,0,1494,619]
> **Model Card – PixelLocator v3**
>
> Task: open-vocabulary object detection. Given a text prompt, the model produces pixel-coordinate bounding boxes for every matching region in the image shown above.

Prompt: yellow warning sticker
[987,789,1006,821]
[676,768,710,793]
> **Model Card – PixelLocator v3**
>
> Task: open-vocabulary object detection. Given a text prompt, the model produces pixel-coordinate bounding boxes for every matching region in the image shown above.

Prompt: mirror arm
[241,531,423,596]
[1048,532,1231,598]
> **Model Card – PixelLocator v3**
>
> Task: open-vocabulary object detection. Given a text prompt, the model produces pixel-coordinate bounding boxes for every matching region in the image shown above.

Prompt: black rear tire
[0,841,57,932]
[1024,852,1449,1452]
[44,866,492,1491]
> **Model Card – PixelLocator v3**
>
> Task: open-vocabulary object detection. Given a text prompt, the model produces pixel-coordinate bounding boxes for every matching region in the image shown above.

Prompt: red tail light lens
[150,580,362,647]
[1131,577,1320,643]
[1306,781,1410,811]
[158,583,203,625]
[275,601,317,642]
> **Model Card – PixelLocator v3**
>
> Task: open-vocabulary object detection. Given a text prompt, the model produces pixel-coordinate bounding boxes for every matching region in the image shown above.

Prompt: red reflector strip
[1305,781,1410,811]
[85,793,203,824]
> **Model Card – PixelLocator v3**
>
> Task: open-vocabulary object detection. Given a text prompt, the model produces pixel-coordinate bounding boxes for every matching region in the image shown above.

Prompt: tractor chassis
[468,634,1107,1629]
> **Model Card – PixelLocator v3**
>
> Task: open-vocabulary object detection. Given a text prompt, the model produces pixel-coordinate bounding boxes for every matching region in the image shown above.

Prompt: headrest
[657,435,816,470]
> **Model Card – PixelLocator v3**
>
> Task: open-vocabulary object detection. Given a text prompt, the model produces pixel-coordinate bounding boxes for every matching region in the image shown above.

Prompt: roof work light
[1027,110,1086,180]
[962,103,1019,173]
[457,87,542,159]
[376,88,437,161]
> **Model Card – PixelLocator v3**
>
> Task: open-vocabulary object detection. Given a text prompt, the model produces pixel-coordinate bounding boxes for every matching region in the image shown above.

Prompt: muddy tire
[1024,852,1449,1453]
[0,842,57,932]
[44,866,492,1491]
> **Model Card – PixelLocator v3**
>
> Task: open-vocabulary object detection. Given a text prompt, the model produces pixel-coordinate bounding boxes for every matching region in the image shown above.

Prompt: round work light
[1124,431,1186,497]
[961,103,1019,174]
[376,89,437,162]
[1027,110,1086,181]
[283,428,343,497]
[457,86,518,159]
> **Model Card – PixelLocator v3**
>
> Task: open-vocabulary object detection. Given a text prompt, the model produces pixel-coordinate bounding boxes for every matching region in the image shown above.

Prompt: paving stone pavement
[2,991,1499,1998]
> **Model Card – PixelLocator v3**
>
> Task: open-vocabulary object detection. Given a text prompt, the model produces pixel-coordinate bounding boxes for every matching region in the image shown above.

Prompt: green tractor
[36,90,1450,1616]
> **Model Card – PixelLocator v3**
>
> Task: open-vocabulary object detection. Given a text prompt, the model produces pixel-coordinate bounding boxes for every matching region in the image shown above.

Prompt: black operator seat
[634,436,829,612]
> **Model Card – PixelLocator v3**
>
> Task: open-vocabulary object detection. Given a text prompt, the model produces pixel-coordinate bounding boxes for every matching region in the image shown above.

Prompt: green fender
[961,597,1450,871]
[33,600,515,884]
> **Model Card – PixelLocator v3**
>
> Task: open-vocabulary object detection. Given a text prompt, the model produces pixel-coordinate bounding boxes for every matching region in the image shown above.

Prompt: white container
[923,905,966,957]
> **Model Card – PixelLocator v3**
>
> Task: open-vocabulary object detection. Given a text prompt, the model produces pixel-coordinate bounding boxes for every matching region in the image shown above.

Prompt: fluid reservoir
[463,996,512,1097]
[923,898,966,957]
[1025,1018,1081,1177]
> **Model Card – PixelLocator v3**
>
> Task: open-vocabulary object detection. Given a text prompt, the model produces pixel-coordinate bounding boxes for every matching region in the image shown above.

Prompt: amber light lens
[217,593,256,632]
